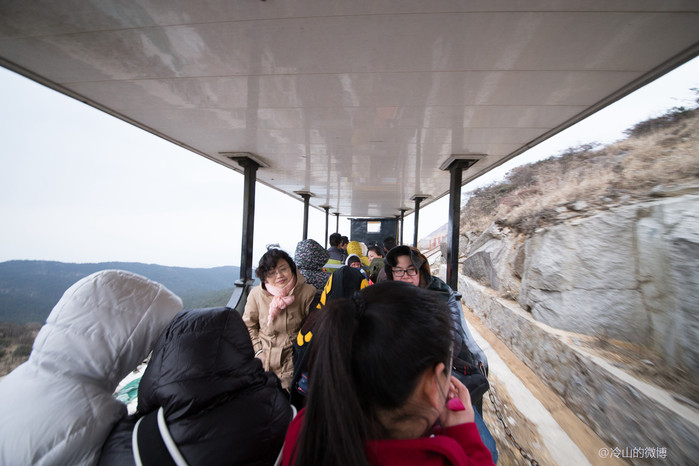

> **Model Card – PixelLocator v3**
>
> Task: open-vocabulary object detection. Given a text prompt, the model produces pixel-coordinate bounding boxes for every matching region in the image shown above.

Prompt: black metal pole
[238,158,260,284]
[440,156,483,290]
[321,205,330,248]
[334,212,340,233]
[412,196,427,248]
[399,208,407,245]
[294,191,314,240]
[446,164,463,290]
[301,194,310,240]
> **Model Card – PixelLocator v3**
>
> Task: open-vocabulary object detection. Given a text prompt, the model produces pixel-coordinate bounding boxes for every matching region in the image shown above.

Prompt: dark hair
[255,248,296,283]
[294,281,452,466]
[384,245,431,287]
[367,245,383,257]
[383,236,397,253]
[329,232,342,247]
[347,255,361,266]
[340,236,349,246]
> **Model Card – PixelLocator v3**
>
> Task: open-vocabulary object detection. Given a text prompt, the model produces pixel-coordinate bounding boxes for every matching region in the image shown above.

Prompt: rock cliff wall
[447,188,699,464]
[453,190,699,385]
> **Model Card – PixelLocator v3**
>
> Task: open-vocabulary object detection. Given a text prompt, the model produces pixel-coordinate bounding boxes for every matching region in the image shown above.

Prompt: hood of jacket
[316,265,370,308]
[347,241,371,266]
[425,274,453,302]
[345,253,361,266]
[294,238,330,271]
[0,270,182,466]
[100,306,291,466]
[345,240,362,257]
[138,307,274,419]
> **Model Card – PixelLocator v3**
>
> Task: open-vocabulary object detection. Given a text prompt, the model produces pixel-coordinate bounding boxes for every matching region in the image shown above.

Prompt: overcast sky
[1,57,697,269]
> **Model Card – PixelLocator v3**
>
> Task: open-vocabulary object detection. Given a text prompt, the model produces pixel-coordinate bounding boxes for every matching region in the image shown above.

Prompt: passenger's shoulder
[427,275,452,294]
[298,281,318,299]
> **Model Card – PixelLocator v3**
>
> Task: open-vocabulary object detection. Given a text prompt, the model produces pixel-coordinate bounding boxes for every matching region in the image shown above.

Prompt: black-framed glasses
[391,267,418,278]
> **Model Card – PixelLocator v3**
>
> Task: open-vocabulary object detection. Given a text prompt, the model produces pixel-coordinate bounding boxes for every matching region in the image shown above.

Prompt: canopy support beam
[441,155,485,290]
[398,208,408,246]
[410,195,429,248]
[223,153,267,313]
[294,191,315,240]
[319,204,331,248]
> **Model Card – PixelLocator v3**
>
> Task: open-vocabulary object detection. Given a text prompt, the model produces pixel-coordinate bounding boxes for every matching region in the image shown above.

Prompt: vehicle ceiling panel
[1,1,698,217]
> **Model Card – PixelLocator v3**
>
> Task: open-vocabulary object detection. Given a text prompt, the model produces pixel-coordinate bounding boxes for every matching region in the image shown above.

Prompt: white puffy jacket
[0,270,182,465]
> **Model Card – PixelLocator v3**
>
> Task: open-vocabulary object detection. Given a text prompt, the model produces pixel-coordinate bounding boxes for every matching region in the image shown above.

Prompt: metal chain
[479,363,540,466]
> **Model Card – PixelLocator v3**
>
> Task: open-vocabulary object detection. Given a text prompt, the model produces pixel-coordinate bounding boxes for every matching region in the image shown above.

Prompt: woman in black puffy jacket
[99,306,293,466]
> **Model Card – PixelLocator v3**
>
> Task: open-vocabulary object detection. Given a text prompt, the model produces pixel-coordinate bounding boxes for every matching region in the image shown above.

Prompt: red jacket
[281,409,495,466]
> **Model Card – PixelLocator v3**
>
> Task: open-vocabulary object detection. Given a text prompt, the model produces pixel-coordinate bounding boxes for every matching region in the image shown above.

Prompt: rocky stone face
[460,224,524,300]
[439,231,475,261]
[460,275,699,466]
[517,194,699,381]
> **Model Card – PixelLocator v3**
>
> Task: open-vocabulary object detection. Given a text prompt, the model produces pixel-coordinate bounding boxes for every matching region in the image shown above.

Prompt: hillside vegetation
[0,261,242,375]
[0,260,240,325]
[460,105,699,236]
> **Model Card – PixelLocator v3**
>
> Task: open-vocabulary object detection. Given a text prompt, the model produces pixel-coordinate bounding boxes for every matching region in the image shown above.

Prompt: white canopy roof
[1,1,698,217]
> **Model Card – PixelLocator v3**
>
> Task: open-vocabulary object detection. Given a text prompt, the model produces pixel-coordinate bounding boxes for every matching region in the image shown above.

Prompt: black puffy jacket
[99,307,292,465]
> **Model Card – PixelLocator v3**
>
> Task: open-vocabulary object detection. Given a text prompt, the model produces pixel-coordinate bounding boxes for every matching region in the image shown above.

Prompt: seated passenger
[384,245,488,372]
[326,232,347,262]
[345,253,360,268]
[281,281,495,466]
[367,244,384,261]
[383,235,397,255]
[366,245,385,282]
[99,306,292,465]
[347,253,371,282]
[243,248,316,391]
[347,240,371,267]
[290,265,370,409]
[384,245,497,462]
[294,238,331,291]
[0,270,182,466]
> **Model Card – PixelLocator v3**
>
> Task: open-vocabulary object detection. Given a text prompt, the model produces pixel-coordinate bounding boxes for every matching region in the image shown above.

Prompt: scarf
[266,275,297,326]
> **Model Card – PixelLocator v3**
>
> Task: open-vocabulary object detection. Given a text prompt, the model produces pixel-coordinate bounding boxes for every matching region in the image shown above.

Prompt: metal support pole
[220,153,269,313]
[320,204,331,248]
[411,195,428,248]
[440,155,484,290]
[238,158,261,284]
[294,191,314,240]
[394,216,400,246]
[398,208,408,245]
[334,212,340,233]
[446,166,463,290]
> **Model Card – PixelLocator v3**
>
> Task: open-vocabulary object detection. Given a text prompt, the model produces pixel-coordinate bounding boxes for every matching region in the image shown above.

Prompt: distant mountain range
[0,260,244,324]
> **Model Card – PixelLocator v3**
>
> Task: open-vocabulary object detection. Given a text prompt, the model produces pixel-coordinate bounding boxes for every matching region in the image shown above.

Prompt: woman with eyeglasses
[243,248,318,391]
[384,245,498,463]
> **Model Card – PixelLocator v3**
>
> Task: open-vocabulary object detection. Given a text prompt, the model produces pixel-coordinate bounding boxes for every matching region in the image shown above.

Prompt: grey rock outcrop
[440,231,476,260]
[518,194,699,381]
[460,224,524,300]
[460,276,699,466]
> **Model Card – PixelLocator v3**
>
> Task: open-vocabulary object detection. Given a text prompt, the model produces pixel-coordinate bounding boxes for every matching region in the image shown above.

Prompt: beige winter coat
[243,272,316,390]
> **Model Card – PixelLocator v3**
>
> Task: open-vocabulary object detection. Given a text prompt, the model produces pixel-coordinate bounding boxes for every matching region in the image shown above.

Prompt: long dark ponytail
[293,281,452,466]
